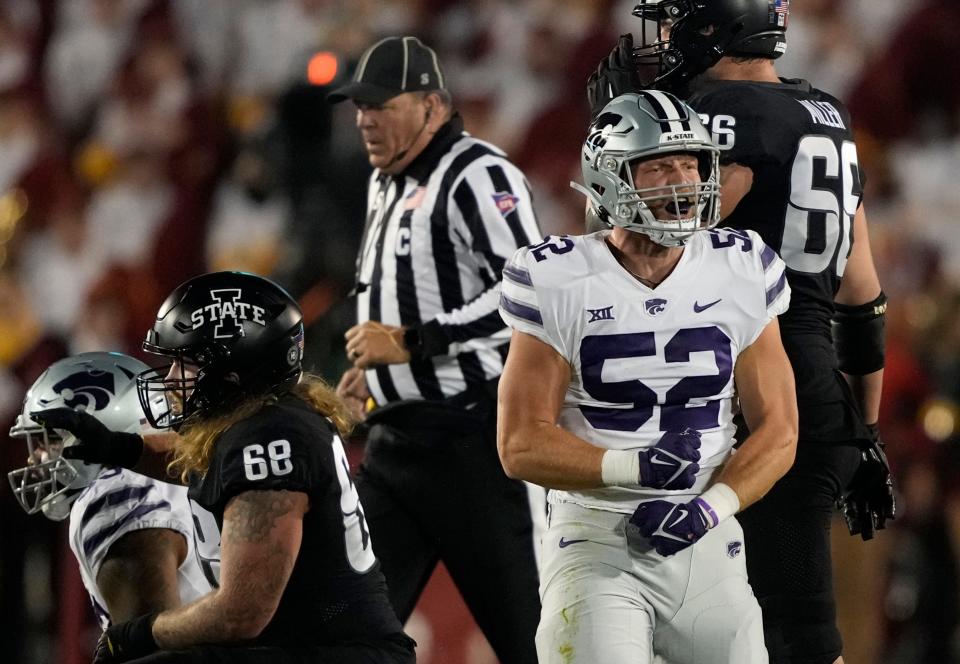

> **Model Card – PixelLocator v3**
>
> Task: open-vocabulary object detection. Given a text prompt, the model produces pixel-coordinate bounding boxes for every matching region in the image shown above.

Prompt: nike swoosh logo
[693,298,722,313]
[559,537,589,548]
[668,508,688,529]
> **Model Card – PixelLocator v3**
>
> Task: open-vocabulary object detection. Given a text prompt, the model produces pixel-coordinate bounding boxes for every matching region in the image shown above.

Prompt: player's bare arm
[97,528,187,622]
[718,162,754,219]
[152,489,307,648]
[498,330,606,489]
[834,203,884,424]
[717,317,798,507]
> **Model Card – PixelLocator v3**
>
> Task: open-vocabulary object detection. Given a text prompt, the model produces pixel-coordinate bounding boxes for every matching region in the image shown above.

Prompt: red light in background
[307,52,338,86]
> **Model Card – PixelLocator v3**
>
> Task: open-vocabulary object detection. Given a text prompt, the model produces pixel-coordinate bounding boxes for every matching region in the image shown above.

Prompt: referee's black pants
[356,397,541,664]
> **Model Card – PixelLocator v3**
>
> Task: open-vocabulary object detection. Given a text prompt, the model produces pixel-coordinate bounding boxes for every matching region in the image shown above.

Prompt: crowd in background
[0,0,958,662]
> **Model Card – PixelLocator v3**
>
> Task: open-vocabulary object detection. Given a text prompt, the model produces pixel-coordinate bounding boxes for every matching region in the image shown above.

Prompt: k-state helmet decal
[40,370,117,411]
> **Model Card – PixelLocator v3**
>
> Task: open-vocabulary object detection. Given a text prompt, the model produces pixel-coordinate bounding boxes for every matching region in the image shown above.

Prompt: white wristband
[601,449,640,486]
[697,483,741,529]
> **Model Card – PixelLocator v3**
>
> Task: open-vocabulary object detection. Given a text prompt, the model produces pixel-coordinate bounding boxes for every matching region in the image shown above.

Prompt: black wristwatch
[403,321,449,360]
[403,326,423,356]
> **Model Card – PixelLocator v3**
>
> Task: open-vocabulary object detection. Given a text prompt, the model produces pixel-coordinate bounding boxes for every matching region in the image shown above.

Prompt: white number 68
[242,440,293,480]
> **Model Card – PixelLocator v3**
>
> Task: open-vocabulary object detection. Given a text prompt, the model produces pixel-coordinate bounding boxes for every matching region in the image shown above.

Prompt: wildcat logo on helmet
[190,289,267,339]
[39,370,116,411]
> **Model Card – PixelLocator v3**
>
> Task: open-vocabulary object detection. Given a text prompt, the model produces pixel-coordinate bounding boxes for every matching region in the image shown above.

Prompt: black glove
[30,407,143,469]
[839,424,896,541]
[586,34,642,117]
[93,613,159,663]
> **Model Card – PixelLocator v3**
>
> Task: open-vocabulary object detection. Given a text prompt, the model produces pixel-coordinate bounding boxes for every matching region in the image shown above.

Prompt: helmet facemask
[7,352,149,521]
[138,327,303,431]
[7,418,94,521]
[137,342,234,431]
[601,149,720,247]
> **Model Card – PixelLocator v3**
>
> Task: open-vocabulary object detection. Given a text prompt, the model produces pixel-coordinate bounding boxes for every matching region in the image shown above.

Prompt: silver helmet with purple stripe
[7,352,155,521]
[573,90,720,247]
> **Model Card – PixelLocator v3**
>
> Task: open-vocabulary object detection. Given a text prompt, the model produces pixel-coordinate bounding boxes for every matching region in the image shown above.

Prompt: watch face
[403,327,421,350]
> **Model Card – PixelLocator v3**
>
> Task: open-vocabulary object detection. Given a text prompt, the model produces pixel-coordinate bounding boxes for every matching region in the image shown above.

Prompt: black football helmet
[137,271,304,429]
[633,0,789,91]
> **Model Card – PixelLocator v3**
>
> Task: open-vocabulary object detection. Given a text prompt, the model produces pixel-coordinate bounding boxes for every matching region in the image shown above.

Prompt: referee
[328,36,543,664]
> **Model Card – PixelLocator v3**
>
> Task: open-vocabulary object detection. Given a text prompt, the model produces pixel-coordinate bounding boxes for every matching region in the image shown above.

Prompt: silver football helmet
[7,352,154,521]
[573,90,721,247]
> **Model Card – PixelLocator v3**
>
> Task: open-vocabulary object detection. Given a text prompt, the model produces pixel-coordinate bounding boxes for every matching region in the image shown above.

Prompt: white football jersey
[500,229,790,513]
[68,468,220,629]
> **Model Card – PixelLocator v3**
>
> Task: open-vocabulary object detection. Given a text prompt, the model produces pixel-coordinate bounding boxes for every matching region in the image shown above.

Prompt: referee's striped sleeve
[433,157,542,343]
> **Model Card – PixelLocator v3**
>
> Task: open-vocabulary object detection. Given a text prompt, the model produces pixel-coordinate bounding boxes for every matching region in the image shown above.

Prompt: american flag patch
[772,0,789,28]
[404,186,426,210]
[492,191,520,217]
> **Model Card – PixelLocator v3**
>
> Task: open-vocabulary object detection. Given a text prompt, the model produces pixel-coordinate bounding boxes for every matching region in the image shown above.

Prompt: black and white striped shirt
[355,116,541,404]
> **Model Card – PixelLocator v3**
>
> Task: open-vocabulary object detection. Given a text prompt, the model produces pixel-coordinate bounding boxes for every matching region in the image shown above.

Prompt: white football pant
[536,501,768,664]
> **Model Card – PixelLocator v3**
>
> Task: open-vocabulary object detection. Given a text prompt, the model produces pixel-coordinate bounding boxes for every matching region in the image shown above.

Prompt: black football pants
[356,398,541,664]
[737,441,862,664]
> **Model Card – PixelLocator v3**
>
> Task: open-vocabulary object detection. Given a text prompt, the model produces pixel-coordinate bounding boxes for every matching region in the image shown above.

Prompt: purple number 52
[579,326,733,432]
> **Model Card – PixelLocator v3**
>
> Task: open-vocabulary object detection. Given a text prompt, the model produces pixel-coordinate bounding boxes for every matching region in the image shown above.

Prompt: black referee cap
[327,36,446,104]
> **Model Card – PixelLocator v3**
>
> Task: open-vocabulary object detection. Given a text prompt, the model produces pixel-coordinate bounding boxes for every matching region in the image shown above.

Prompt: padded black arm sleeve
[832,292,887,375]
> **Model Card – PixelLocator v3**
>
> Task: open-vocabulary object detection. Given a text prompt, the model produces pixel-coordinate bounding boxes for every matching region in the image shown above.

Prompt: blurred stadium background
[0,1,958,662]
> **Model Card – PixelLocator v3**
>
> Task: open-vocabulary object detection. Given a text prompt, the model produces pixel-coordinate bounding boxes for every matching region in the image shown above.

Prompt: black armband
[403,320,450,360]
[833,292,887,375]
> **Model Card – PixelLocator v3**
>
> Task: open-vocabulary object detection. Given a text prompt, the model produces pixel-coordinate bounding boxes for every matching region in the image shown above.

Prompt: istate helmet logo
[40,370,115,411]
[190,289,267,339]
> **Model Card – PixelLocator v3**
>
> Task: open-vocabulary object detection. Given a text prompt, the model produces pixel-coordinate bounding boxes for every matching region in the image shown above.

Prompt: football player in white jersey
[7,352,219,631]
[497,91,799,664]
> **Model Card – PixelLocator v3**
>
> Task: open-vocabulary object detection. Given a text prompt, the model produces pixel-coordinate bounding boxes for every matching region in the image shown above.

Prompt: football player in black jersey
[585,2,895,663]
[32,271,415,663]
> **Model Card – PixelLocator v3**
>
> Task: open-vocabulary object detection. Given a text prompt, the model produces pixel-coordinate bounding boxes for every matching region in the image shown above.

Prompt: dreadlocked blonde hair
[169,373,354,482]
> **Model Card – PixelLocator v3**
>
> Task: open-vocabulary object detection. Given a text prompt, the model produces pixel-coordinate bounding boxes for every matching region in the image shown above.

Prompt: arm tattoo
[153,490,304,648]
[223,490,300,543]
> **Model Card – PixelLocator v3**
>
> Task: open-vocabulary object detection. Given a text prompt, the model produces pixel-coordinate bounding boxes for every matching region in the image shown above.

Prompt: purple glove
[630,497,712,556]
[637,428,702,490]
